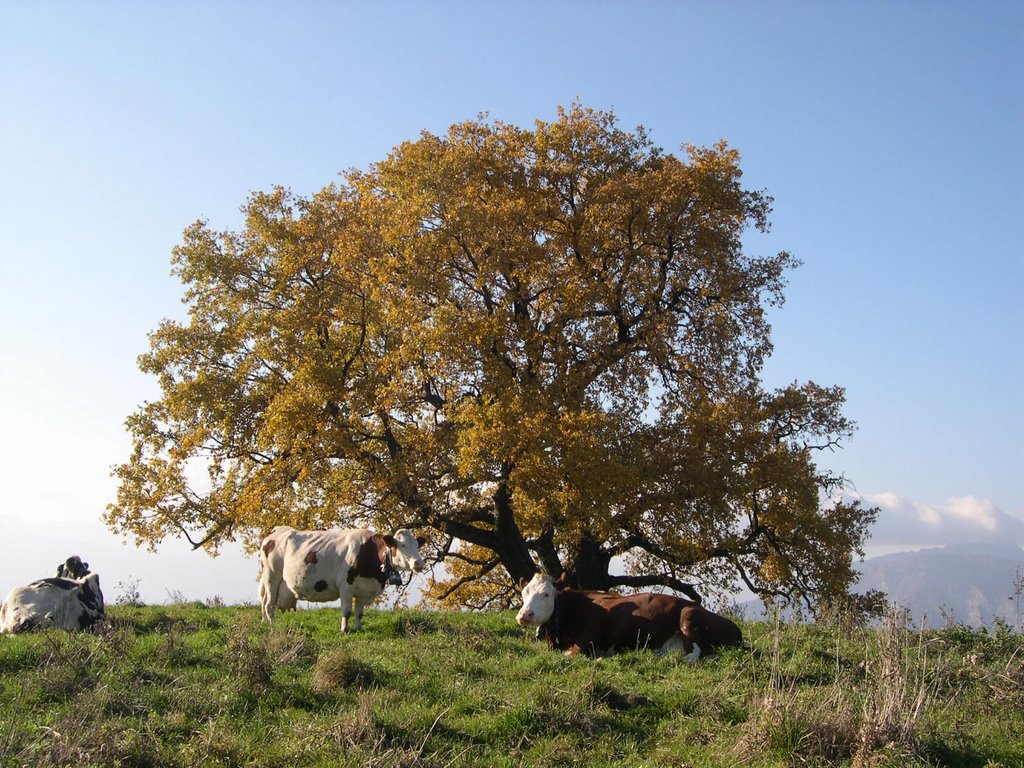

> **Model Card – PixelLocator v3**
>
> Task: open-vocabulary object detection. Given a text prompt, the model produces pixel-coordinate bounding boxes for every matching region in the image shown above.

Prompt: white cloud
[946,495,999,530]
[856,491,1024,556]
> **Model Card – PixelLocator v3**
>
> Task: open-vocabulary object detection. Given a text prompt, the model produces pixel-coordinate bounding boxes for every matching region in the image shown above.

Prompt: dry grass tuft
[33,635,102,703]
[982,647,1024,710]
[225,620,273,692]
[334,690,380,747]
[311,692,451,766]
[266,625,316,667]
[853,607,933,765]
[312,649,380,694]
[736,674,862,762]
[737,607,939,766]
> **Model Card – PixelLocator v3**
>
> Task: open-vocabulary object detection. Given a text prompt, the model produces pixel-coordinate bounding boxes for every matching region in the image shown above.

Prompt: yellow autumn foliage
[108,105,875,609]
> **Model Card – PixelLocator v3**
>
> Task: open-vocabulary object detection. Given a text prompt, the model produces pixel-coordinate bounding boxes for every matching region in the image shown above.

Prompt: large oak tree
[108,105,875,609]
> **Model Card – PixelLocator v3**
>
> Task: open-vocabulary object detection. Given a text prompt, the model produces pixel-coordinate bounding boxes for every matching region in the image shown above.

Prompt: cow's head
[57,555,90,580]
[77,572,105,629]
[383,529,427,574]
[516,572,565,627]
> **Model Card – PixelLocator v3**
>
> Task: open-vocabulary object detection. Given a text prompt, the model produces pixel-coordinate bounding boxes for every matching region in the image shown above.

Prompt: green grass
[1,605,1021,767]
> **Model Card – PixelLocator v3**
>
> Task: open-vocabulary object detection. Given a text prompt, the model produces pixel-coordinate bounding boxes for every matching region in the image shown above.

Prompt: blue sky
[2,2,1021,604]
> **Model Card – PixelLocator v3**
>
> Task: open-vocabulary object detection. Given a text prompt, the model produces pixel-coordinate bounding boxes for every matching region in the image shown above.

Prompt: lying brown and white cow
[516,573,742,660]
[259,526,426,633]
[0,556,105,633]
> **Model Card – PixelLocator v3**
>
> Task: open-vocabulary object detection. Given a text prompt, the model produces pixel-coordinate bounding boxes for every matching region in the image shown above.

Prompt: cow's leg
[258,581,270,621]
[259,561,283,623]
[679,610,703,663]
[340,599,352,633]
[683,642,702,663]
[352,594,373,632]
[676,630,702,662]
[659,633,688,654]
[339,585,355,634]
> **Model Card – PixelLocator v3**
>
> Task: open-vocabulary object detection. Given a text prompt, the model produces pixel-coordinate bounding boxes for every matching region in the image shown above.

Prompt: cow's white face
[389,529,426,572]
[517,573,557,627]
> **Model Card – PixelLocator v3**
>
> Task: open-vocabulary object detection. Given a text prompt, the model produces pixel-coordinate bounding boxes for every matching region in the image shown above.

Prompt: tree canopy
[108,105,875,609]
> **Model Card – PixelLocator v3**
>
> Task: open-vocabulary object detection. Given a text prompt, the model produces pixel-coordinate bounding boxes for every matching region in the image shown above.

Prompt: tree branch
[607,573,703,604]
[433,557,501,602]
[176,519,233,551]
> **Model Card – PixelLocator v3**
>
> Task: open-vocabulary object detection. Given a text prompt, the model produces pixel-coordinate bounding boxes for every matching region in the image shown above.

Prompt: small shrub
[164,588,189,605]
[712,595,747,624]
[817,589,889,631]
[590,681,651,711]
[114,577,144,607]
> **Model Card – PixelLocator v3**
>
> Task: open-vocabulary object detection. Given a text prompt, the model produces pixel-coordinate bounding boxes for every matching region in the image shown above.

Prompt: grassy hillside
[0,604,1021,767]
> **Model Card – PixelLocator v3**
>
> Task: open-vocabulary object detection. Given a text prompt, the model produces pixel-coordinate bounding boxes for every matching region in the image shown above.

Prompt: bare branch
[608,573,703,604]
[175,519,233,551]
[432,557,500,601]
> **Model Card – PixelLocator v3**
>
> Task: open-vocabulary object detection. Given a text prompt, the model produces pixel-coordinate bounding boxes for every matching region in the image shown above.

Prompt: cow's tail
[257,544,270,609]
[257,529,277,575]
[257,532,282,622]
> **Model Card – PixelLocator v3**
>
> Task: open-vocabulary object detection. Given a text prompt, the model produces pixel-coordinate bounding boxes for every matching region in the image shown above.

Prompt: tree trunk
[569,534,614,590]
[532,528,565,578]
[491,478,537,585]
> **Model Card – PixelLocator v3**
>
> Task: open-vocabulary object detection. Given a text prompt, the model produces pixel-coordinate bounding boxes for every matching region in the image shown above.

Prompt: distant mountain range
[740,542,1024,628]
[852,542,1024,628]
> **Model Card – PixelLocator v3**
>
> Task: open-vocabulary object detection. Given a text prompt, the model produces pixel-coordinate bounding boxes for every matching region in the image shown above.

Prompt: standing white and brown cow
[258,526,426,633]
[516,573,742,660]
[1,557,105,633]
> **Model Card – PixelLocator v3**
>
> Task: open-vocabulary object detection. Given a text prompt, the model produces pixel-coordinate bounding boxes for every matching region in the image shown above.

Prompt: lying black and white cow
[259,526,426,633]
[516,573,742,659]
[0,556,105,633]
